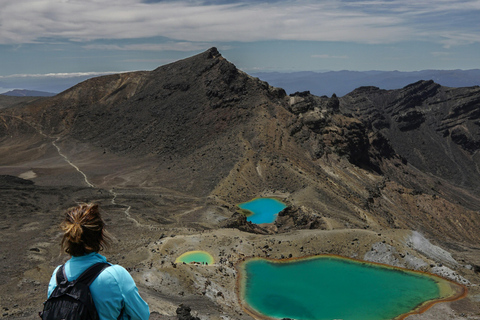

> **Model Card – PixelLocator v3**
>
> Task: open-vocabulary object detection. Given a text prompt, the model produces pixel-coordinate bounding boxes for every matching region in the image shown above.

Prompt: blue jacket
[48,252,150,320]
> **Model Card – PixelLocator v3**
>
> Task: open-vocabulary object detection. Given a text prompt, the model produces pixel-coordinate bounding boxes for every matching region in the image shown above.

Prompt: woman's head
[61,203,110,256]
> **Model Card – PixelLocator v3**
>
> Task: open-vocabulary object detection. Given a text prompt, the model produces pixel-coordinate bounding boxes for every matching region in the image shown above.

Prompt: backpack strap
[76,262,111,287]
[55,262,110,286]
[55,264,67,285]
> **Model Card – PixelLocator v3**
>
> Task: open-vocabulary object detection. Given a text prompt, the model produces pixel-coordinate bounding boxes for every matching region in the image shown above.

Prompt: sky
[1,0,479,93]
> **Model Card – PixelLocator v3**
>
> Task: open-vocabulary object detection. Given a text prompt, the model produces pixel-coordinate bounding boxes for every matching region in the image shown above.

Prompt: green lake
[237,255,465,320]
[175,251,214,265]
[238,198,287,224]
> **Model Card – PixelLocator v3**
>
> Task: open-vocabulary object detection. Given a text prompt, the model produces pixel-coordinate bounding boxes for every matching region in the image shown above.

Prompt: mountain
[0,94,46,109]
[1,89,56,97]
[1,48,479,319]
[253,69,480,97]
[340,81,480,195]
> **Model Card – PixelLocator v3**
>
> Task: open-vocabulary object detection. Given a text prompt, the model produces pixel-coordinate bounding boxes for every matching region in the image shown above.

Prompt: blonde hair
[61,203,110,256]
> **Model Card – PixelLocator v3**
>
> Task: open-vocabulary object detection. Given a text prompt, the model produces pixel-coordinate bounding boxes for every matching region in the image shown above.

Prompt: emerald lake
[175,251,214,265]
[237,255,465,320]
[238,198,287,224]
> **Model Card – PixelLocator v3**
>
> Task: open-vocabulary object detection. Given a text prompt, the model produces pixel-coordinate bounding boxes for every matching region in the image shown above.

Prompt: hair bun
[61,203,110,256]
[62,218,83,244]
[70,221,84,243]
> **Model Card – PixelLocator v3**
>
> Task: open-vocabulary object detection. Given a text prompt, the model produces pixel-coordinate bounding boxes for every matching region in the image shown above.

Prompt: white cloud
[440,32,480,48]
[0,0,478,47]
[0,71,127,79]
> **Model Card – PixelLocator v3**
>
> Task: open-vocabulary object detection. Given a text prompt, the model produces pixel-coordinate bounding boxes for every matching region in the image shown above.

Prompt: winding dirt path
[51,139,94,187]
[110,189,140,226]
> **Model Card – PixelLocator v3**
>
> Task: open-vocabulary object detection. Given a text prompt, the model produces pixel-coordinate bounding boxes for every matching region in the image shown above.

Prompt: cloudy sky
[1,0,479,92]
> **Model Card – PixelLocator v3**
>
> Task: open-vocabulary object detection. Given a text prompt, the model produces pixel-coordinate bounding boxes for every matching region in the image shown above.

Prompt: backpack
[40,262,110,320]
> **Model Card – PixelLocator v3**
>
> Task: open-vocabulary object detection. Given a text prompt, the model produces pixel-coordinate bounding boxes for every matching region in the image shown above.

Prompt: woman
[47,203,150,320]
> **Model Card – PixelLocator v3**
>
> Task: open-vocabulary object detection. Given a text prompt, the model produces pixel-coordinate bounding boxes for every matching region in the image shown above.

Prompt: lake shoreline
[236,254,468,320]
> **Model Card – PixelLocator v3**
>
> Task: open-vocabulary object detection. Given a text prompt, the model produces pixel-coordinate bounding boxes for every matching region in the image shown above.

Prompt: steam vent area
[1,48,480,319]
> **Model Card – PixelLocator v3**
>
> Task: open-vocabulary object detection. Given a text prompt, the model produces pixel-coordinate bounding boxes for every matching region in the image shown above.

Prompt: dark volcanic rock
[394,109,426,131]
[340,80,480,195]
[176,305,200,320]
[327,93,340,112]
[450,125,480,153]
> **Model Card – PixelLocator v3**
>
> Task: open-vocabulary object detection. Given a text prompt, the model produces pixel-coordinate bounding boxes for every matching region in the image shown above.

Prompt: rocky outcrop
[394,109,425,131]
[176,305,200,320]
[450,125,480,153]
[220,205,327,234]
[287,91,388,172]
[275,205,326,231]
[219,212,272,234]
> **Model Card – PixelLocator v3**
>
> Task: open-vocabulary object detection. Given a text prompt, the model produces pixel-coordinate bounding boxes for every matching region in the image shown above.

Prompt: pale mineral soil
[135,227,480,320]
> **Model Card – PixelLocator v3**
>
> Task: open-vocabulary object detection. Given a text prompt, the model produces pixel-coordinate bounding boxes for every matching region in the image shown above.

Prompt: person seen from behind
[46,203,150,319]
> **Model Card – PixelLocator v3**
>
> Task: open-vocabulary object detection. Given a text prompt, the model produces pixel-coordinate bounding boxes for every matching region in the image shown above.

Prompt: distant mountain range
[2,69,479,98]
[1,89,56,97]
[253,69,480,97]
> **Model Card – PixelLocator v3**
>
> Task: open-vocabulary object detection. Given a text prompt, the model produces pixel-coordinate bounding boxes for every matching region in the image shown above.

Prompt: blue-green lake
[175,251,214,265]
[238,198,287,224]
[238,256,464,320]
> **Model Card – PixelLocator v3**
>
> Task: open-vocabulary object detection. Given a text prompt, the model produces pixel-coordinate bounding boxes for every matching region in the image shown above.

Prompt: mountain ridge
[340,80,480,194]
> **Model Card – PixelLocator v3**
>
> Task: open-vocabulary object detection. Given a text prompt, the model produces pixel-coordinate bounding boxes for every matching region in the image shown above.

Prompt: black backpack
[40,262,110,320]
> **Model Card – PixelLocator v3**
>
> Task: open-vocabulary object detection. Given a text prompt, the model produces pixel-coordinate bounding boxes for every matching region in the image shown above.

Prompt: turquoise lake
[238,198,287,224]
[175,251,214,265]
[239,256,444,320]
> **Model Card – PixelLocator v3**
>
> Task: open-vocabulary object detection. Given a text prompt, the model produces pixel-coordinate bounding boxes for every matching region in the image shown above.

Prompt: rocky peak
[205,46,222,59]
